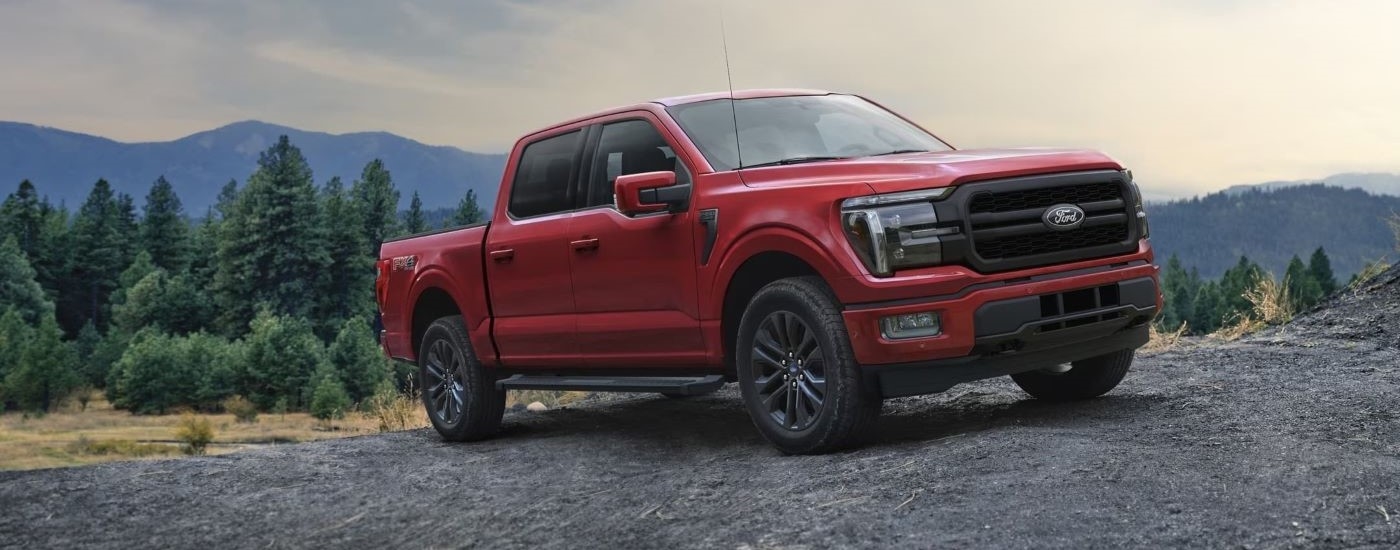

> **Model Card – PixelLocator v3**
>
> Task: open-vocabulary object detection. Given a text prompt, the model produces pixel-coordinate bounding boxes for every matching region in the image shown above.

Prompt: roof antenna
[720,6,742,169]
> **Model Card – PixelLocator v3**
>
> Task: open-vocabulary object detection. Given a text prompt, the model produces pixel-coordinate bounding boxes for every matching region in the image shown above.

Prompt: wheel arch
[714,227,848,375]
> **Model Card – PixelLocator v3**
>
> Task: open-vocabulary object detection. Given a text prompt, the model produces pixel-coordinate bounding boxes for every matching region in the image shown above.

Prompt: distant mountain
[0,121,506,213]
[1222,172,1400,197]
[1148,185,1399,279]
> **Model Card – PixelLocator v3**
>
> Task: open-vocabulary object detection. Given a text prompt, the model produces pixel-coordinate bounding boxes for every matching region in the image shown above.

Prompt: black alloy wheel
[418,315,505,442]
[736,276,880,454]
[750,311,827,431]
[422,338,467,426]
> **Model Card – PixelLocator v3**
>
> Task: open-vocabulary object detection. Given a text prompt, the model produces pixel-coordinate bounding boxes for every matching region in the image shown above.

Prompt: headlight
[1125,170,1149,239]
[841,188,958,277]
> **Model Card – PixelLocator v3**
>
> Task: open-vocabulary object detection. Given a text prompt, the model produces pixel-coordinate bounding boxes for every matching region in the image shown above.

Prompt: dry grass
[1214,274,1294,341]
[1142,321,1188,353]
[1350,259,1392,293]
[0,394,426,471]
[364,388,430,432]
[505,390,590,409]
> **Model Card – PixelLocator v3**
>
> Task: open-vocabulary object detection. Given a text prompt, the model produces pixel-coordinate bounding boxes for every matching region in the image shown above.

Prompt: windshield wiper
[744,156,848,169]
[869,149,929,157]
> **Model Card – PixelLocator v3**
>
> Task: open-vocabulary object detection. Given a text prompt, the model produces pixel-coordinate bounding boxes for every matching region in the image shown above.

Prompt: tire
[418,315,505,442]
[1010,348,1134,401]
[736,276,881,454]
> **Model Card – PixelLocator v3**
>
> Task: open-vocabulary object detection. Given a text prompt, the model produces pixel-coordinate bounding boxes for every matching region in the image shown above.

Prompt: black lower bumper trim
[867,323,1150,398]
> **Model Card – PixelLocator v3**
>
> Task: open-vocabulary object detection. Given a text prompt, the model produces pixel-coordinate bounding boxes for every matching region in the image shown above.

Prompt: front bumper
[840,259,1159,396]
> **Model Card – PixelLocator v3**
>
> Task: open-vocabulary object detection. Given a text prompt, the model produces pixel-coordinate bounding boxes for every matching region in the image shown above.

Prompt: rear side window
[509,130,582,218]
[584,119,687,208]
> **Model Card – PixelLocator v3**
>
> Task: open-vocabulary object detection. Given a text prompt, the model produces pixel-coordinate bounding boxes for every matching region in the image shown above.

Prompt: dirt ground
[2,267,1398,549]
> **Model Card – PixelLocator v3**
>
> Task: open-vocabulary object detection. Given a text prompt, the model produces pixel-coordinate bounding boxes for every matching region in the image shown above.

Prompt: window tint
[586,120,686,208]
[509,130,582,218]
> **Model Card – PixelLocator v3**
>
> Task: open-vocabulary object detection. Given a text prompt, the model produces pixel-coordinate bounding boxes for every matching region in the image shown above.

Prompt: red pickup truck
[376,89,1160,454]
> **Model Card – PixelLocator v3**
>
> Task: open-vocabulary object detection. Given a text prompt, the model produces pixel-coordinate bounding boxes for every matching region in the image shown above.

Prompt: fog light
[880,311,941,339]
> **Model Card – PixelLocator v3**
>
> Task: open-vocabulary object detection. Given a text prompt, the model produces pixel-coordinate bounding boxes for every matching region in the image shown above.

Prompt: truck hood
[737,147,1123,194]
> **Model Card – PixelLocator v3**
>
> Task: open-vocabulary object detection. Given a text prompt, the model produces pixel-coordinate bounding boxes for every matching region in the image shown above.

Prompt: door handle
[571,237,600,252]
[489,248,515,262]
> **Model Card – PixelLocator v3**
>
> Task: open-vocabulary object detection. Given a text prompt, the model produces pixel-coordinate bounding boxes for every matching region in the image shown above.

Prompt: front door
[568,117,706,367]
[486,129,583,368]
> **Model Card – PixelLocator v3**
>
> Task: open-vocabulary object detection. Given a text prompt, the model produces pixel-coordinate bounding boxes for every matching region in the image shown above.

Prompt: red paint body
[377,90,1161,376]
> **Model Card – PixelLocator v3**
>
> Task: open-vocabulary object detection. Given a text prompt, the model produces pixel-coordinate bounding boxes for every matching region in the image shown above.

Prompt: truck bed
[377,222,494,363]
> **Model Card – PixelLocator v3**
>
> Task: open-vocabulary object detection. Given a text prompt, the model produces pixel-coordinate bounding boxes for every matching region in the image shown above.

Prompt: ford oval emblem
[1042,204,1085,231]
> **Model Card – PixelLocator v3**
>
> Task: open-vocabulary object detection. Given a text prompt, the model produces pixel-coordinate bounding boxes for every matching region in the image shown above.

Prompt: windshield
[666,94,951,171]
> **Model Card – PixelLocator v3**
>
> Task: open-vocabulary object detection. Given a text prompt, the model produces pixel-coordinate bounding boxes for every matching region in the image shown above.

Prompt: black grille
[958,174,1135,270]
[975,223,1128,259]
[968,181,1121,214]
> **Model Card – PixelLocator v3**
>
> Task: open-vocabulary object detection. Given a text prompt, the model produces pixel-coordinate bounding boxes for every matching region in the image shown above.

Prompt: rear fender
[405,266,497,364]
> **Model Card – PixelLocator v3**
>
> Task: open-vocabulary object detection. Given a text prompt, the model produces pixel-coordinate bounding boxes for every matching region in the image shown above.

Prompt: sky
[1,0,1397,199]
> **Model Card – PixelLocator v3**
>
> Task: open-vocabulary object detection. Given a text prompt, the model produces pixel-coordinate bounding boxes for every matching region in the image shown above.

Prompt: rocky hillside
[1,271,1398,548]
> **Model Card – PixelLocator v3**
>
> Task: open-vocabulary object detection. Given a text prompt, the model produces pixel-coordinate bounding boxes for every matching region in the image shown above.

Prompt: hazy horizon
[3,0,1398,200]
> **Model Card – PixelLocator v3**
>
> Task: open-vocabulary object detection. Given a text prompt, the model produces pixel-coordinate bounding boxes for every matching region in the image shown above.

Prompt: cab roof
[652,88,833,107]
[522,89,835,140]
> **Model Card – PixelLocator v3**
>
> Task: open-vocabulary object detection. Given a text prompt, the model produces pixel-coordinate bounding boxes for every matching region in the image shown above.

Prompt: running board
[496,374,725,395]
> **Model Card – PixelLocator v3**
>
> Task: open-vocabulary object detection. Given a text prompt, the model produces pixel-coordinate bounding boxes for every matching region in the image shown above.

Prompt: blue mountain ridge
[0,120,506,213]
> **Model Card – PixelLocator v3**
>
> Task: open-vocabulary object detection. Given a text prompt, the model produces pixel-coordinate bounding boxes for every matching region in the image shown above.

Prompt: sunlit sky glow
[2,0,1397,199]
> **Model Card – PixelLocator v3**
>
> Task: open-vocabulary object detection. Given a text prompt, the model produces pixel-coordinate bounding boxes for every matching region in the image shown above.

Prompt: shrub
[174,413,214,455]
[111,330,242,414]
[222,395,258,423]
[326,319,391,404]
[4,315,81,412]
[309,368,350,420]
[241,311,324,410]
[111,330,198,414]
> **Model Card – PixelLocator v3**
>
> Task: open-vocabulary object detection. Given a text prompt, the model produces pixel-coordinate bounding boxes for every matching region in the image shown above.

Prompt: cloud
[1,0,1398,197]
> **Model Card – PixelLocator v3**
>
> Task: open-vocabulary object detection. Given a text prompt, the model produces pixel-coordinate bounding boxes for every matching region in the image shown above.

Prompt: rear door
[485,129,584,367]
[567,115,706,367]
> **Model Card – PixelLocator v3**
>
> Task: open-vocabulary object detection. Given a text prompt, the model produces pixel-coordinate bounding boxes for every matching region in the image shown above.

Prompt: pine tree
[213,136,330,334]
[1219,256,1264,322]
[450,189,484,227]
[72,321,103,388]
[111,330,198,414]
[1308,247,1338,296]
[1190,281,1224,334]
[403,191,426,235]
[30,200,69,304]
[309,363,351,420]
[116,192,138,256]
[188,209,219,291]
[351,159,400,257]
[4,315,80,412]
[111,251,156,311]
[0,308,31,402]
[0,236,54,325]
[1284,255,1322,311]
[1159,255,1198,330]
[140,176,192,273]
[326,319,391,403]
[64,179,130,332]
[240,311,325,409]
[215,179,239,221]
[0,180,42,256]
[314,177,372,337]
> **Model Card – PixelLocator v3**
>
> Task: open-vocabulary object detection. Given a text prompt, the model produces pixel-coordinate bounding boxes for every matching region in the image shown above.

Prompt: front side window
[585,119,687,208]
[509,130,582,218]
[667,94,951,171]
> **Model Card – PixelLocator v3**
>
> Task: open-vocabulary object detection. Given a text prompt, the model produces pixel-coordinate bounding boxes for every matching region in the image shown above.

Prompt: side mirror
[615,171,690,216]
